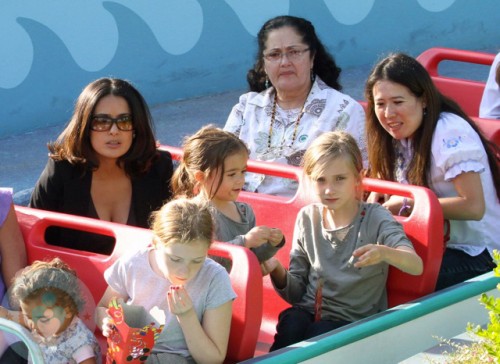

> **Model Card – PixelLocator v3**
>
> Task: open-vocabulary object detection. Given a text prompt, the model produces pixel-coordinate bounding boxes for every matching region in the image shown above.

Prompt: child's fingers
[168,285,193,314]
[101,317,116,337]
[352,245,370,256]
[353,245,383,267]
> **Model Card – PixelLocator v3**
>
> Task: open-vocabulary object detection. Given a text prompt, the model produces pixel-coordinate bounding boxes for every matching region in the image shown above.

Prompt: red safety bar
[160,144,444,356]
[362,178,444,307]
[472,116,500,163]
[15,206,262,364]
[417,47,495,117]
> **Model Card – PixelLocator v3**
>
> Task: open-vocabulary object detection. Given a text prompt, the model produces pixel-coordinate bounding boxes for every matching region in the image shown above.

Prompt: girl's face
[372,80,426,140]
[90,94,134,162]
[155,240,208,285]
[20,293,72,339]
[311,156,361,212]
[203,152,247,202]
[263,26,314,94]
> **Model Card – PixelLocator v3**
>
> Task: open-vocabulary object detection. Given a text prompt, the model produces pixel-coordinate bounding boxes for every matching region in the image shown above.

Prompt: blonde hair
[151,197,214,248]
[171,125,249,199]
[10,258,85,315]
[302,131,363,180]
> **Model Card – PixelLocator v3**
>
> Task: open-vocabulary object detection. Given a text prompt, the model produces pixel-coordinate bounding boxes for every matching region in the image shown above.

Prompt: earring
[423,108,427,116]
[310,69,315,82]
[133,132,136,138]
[265,75,270,89]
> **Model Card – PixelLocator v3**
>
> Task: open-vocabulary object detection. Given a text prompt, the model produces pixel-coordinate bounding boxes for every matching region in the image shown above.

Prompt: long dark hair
[247,15,342,92]
[48,77,158,177]
[365,53,500,200]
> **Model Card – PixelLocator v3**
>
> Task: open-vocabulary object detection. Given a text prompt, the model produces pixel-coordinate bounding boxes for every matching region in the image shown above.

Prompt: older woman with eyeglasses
[30,78,173,255]
[224,15,366,198]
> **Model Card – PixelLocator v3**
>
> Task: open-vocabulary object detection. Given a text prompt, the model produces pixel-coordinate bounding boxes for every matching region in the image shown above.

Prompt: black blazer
[30,150,173,254]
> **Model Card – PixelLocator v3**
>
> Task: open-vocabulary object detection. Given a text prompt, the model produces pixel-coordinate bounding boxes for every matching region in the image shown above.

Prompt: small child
[264,131,423,350]
[171,125,285,272]
[96,198,236,364]
[0,258,101,363]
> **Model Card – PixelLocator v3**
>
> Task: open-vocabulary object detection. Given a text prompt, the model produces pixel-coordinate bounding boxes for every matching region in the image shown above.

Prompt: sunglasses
[90,115,134,131]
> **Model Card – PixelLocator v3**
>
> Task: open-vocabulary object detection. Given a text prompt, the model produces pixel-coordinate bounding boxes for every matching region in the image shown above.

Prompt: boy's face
[20,291,72,338]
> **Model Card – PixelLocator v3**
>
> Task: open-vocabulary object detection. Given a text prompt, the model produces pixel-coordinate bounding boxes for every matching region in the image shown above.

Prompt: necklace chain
[267,93,306,151]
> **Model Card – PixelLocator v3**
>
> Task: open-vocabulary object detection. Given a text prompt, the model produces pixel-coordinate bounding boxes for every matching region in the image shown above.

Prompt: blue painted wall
[0,0,498,137]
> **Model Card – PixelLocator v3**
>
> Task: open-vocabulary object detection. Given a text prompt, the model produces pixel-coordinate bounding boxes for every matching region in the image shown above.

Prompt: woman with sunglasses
[224,15,366,198]
[30,78,173,255]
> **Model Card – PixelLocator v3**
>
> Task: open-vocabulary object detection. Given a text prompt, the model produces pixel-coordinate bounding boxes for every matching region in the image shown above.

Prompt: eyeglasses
[90,115,134,131]
[263,48,310,63]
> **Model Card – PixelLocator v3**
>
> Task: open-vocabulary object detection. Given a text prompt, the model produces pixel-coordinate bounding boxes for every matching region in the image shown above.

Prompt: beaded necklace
[267,92,306,151]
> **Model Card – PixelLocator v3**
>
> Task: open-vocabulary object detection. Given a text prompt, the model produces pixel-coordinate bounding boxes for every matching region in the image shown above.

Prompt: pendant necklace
[267,92,306,151]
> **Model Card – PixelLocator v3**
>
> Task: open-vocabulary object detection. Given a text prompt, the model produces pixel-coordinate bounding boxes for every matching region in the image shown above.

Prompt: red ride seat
[161,145,445,356]
[417,47,495,118]
[15,206,263,364]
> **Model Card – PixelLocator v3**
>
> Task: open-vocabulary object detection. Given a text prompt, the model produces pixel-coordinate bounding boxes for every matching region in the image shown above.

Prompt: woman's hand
[167,285,194,316]
[366,191,387,204]
[382,195,413,216]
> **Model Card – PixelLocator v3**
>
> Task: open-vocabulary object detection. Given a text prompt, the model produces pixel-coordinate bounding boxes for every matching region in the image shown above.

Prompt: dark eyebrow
[225,167,246,173]
[266,44,304,52]
[93,113,131,117]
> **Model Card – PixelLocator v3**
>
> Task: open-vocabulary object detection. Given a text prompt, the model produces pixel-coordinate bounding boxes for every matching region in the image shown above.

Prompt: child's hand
[351,244,386,268]
[260,257,280,276]
[268,228,284,247]
[101,312,116,338]
[244,226,272,248]
[167,285,194,316]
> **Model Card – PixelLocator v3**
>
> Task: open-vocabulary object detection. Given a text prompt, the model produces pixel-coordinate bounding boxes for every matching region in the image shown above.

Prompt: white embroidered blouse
[224,77,367,197]
[394,112,500,256]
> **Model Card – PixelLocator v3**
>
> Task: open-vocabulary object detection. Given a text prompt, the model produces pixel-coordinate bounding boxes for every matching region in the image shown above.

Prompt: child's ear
[194,170,206,183]
[152,235,162,249]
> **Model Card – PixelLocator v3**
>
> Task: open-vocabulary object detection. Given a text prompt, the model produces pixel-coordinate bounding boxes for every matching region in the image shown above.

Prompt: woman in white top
[479,51,500,119]
[224,15,366,198]
[365,53,500,291]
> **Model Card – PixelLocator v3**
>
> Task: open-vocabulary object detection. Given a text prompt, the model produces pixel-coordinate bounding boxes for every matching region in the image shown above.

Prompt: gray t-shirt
[273,202,414,322]
[212,201,282,270]
[104,248,237,359]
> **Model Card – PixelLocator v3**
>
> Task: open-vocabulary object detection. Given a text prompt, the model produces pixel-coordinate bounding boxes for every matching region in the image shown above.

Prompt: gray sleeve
[224,235,246,247]
[368,204,414,250]
[272,211,309,304]
[250,242,282,263]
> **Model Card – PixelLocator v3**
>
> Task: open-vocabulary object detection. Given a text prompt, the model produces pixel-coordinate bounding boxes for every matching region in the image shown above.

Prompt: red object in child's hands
[314,277,324,322]
[106,298,163,364]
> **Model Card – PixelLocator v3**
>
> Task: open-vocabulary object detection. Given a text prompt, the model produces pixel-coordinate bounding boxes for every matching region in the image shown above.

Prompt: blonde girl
[0,258,101,363]
[264,131,423,350]
[96,198,236,364]
[172,125,285,272]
